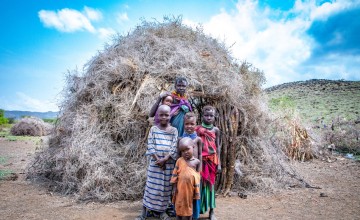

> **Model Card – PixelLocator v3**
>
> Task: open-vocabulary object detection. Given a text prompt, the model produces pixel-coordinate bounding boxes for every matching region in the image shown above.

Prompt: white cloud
[308,0,359,21]
[196,0,311,86]
[116,12,129,24]
[38,6,118,39]
[39,8,97,33]
[83,6,102,21]
[97,28,116,39]
[0,92,58,112]
[185,0,358,87]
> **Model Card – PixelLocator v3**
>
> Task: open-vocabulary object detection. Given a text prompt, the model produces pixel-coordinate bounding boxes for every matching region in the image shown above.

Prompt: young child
[170,77,192,137]
[149,91,174,125]
[171,137,201,220]
[181,112,203,165]
[136,105,178,220]
[179,112,203,220]
[195,105,221,220]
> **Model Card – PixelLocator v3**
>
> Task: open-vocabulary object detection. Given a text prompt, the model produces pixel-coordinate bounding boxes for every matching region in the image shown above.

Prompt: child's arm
[197,138,203,172]
[215,127,221,173]
[156,128,178,166]
[196,158,201,172]
[170,160,179,196]
[146,127,164,168]
[149,97,162,117]
[155,154,170,167]
[149,92,171,117]
[177,138,181,158]
[151,154,160,161]
[172,183,177,196]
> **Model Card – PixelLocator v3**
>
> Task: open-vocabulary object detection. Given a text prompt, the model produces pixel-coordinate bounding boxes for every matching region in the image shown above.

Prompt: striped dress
[143,125,178,212]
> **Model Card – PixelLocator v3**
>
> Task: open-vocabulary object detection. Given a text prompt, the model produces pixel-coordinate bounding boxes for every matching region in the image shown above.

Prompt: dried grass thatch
[10,117,53,136]
[27,17,307,201]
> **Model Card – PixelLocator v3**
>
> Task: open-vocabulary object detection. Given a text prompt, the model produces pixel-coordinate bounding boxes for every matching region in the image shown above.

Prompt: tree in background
[0,109,9,125]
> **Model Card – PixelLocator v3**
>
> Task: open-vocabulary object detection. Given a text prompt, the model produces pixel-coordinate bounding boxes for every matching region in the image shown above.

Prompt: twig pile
[269,114,316,162]
[288,120,314,161]
[27,17,307,201]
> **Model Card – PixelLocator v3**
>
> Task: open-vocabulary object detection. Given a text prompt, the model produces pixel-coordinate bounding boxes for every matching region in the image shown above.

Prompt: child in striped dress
[136,105,178,220]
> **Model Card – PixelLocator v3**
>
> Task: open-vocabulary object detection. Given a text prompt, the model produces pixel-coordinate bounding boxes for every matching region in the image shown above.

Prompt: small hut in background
[11,117,53,136]
[27,18,304,201]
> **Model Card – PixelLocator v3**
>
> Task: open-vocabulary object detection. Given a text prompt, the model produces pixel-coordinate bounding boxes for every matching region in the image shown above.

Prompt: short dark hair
[161,94,173,102]
[175,77,188,85]
[202,105,215,113]
[184,112,196,121]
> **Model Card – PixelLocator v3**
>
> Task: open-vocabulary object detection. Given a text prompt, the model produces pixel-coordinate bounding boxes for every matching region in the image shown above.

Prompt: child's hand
[161,164,166,170]
[155,158,167,167]
[172,187,177,196]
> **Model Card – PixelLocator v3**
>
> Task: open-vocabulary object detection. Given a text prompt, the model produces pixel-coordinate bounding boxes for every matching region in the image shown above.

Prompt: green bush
[0,170,12,180]
[269,96,295,111]
[7,117,16,124]
[0,109,9,125]
[43,118,57,124]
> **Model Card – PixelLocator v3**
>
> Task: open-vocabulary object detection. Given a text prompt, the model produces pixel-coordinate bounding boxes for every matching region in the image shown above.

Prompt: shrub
[321,117,360,154]
[43,118,57,124]
[0,109,9,125]
[7,117,16,124]
[269,96,295,111]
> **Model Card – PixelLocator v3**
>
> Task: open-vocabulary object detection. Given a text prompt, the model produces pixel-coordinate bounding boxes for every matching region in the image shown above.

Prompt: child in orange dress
[179,112,203,219]
[171,137,201,220]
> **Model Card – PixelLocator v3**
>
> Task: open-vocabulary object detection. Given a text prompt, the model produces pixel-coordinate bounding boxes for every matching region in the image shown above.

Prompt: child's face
[175,80,187,96]
[184,117,196,134]
[162,96,173,106]
[158,107,171,125]
[202,110,215,125]
[179,143,193,160]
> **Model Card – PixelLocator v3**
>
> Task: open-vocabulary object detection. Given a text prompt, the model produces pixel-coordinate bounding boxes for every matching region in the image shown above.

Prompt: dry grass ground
[1,138,359,220]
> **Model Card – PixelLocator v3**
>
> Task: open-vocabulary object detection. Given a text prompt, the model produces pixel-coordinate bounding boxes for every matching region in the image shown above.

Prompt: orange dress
[170,157,201,216]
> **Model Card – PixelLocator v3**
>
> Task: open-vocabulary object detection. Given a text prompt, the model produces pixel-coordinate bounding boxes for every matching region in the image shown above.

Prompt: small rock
[3,173,18,181]
[238,192,247,199]
[228,191,238,197]
[319,192,328,197]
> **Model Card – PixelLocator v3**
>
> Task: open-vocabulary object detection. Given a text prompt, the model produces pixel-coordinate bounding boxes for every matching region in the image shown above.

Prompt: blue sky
[0,0,359,112]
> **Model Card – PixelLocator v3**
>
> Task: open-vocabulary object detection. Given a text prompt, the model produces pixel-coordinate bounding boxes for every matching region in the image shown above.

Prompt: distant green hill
[265,79,360,124]
[4,110,58,119]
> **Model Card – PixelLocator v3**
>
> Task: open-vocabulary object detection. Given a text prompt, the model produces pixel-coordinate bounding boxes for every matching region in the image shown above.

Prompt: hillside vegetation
[266,79,360,124]
[266,79,360,154]
[4,110,58,120]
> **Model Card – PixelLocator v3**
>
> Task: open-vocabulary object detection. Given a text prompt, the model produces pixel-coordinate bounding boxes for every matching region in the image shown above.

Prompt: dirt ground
[0,138,359,220]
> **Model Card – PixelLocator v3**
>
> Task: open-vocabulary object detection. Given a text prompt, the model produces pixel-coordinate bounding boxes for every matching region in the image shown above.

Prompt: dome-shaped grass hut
[11,117,53,136]
[27,18,304,201]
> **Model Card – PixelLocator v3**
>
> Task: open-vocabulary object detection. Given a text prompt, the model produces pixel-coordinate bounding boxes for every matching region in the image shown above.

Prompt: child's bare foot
[135,206,147,220]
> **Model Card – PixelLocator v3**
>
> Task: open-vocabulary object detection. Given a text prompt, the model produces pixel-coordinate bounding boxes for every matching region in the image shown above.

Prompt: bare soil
[1,138,359,220]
